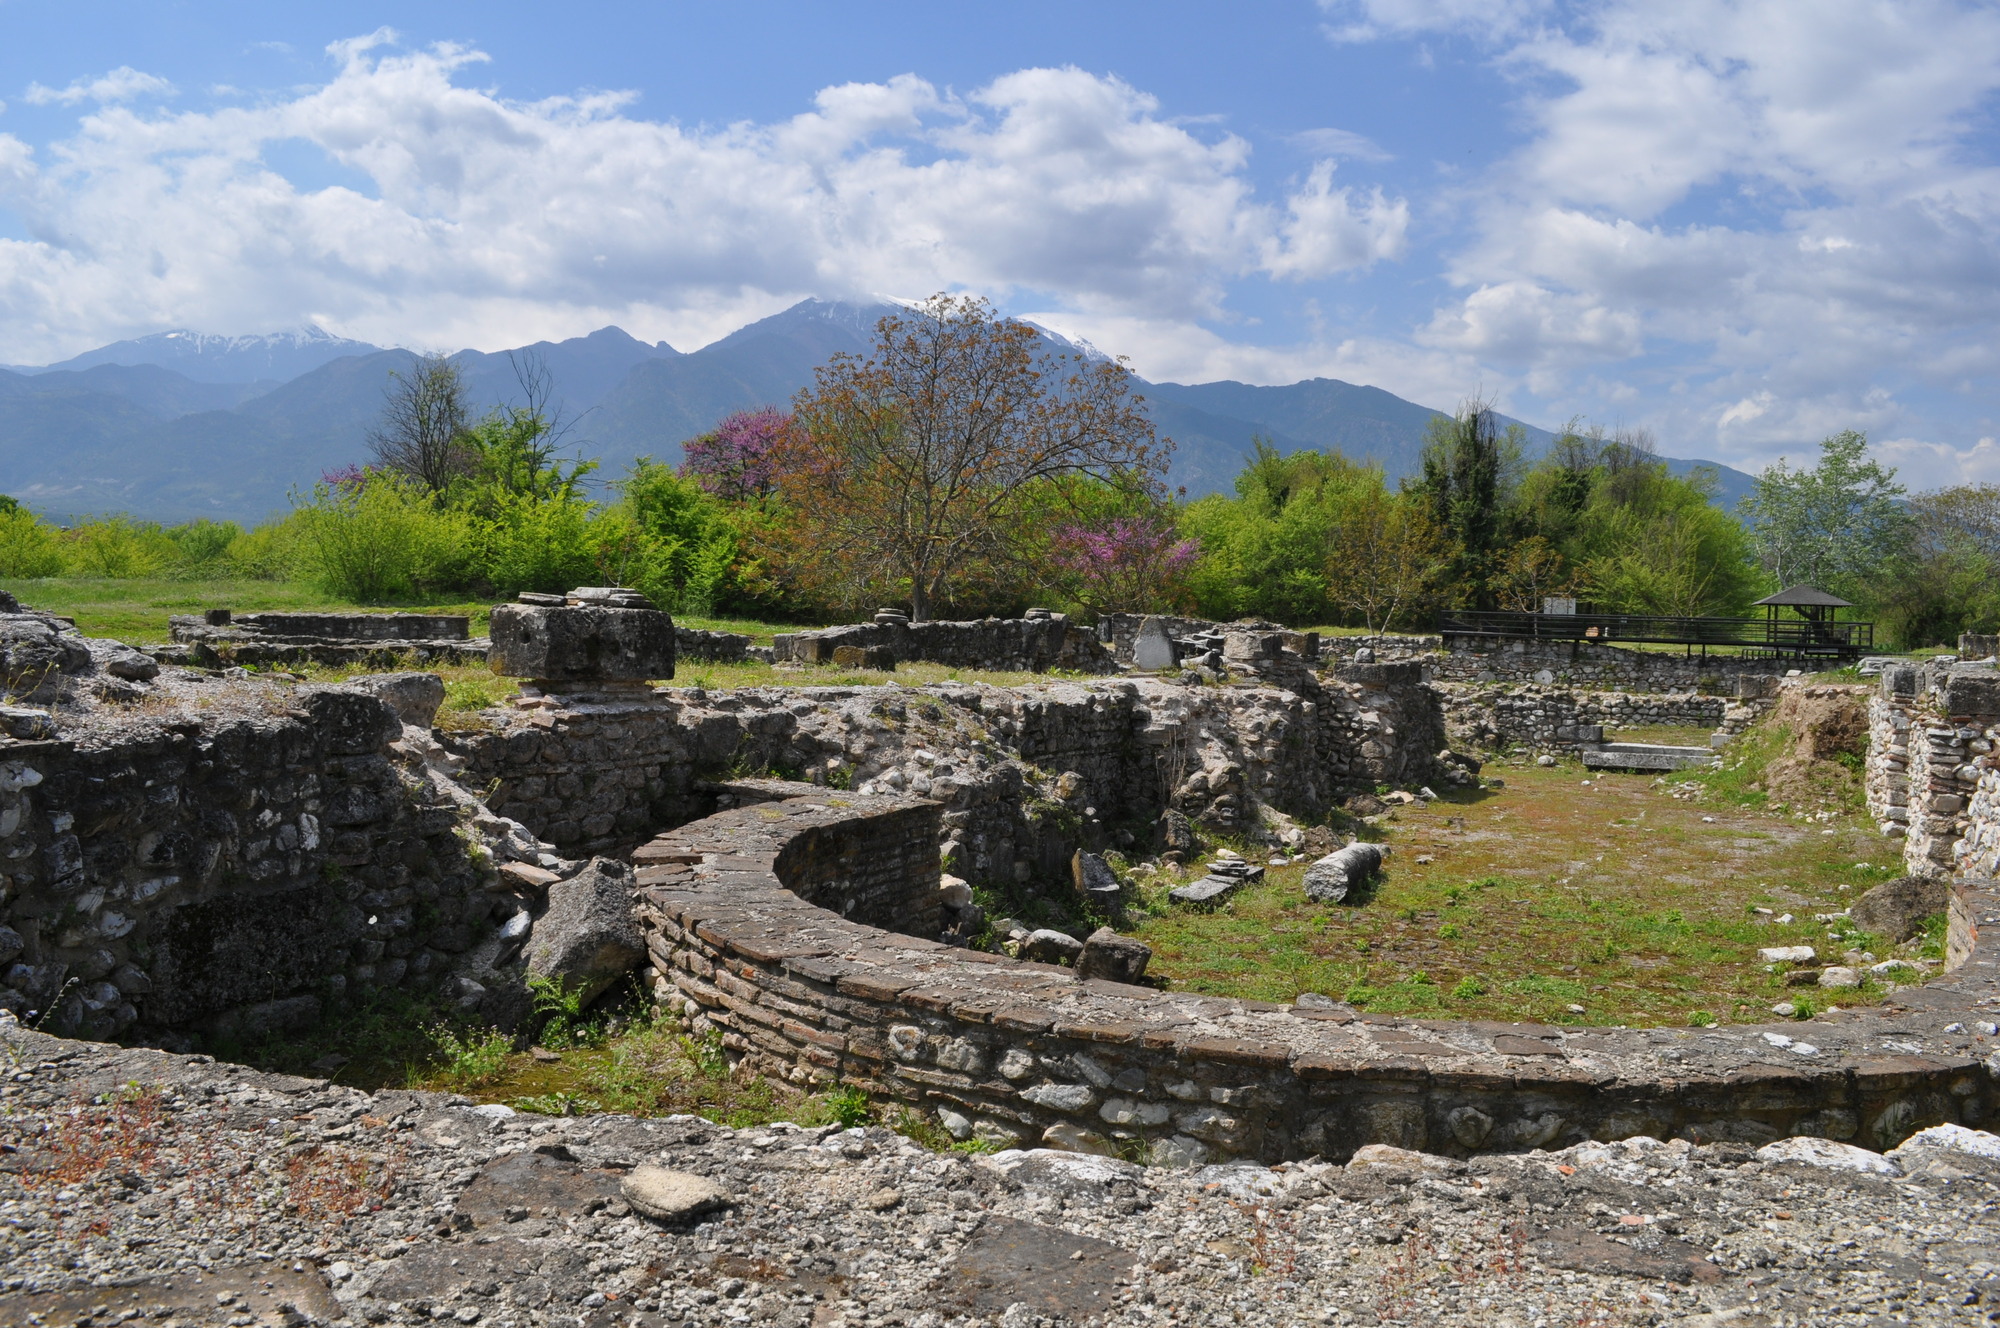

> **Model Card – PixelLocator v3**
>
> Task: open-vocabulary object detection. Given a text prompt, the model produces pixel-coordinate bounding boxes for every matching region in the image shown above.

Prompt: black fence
[1438,609,1874,658]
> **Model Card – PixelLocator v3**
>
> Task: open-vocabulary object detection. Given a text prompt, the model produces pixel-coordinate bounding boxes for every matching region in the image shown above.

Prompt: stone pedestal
[488,591,675,687]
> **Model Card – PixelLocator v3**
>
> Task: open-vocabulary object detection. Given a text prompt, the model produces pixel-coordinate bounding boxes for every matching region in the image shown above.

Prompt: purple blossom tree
[1047,515,1198,615]
[320,464,371,491]
[680,408,790,502]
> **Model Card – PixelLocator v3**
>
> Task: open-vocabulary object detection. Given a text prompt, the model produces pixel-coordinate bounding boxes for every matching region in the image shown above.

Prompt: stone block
[1076,927,1150,983]
[832,644,896,670]
[343,671,447,727]
[1944,669,2000,721]
[1132,617,1177,671]
[525,857,646,1008]
[488,603,675,683]
[1849,874,1951,944]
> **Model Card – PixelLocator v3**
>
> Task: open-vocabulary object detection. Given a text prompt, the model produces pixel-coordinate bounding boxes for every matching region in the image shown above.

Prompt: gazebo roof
[1753,584,1854,608]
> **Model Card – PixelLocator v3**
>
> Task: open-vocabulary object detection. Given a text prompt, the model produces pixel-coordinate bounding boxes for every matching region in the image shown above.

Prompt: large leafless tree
[367,353,474,493]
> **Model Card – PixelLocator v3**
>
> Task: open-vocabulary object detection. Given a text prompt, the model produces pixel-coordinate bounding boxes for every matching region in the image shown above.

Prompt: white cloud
[0,43,1406,365]
[1874,435,2000,490]
[1336,0,2000,482]
[1262,162,1409,280]
[1319,0,1554,43]
[22,66,175,107]
[1290,128,1392,162]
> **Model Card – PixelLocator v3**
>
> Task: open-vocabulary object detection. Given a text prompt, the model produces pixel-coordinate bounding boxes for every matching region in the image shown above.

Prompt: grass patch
[0,576,810,649]
[233,983,870,1131]
[1127,761,1894,1027]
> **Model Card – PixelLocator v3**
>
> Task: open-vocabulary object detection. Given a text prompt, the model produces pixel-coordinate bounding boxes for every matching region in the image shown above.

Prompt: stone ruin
[164,594,764,671]
[165,608,487,667]
[772,607,1114,674]
[5,583,2000,1171]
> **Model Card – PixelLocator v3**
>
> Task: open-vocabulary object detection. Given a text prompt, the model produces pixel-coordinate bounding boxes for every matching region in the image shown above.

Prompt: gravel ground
[6,1017,2000,1328]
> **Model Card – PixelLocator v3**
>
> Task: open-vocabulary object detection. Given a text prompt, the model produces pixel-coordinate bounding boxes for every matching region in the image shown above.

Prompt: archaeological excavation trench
[4,589,2000,1168]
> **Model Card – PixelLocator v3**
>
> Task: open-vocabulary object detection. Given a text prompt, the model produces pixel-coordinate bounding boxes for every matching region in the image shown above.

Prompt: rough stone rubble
[8,1021,2000,1328]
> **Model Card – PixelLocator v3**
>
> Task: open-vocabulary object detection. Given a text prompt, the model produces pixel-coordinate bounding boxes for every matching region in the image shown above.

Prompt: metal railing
[1437,609,1874,656]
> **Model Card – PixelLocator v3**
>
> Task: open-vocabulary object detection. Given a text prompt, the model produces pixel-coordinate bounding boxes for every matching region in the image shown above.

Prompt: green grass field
[0,576,800,645]
[1129,758,1900,1027]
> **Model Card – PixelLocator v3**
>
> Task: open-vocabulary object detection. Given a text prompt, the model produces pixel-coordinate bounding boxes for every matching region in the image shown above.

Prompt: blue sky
[3,0,1999,486]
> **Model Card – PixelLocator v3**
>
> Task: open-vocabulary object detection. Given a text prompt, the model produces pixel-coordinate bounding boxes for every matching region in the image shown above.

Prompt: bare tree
[367,353,473,494]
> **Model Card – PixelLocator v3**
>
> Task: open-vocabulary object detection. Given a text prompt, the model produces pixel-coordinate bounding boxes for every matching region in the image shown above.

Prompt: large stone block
[488,603,675,682]
[1943,668,2000,721]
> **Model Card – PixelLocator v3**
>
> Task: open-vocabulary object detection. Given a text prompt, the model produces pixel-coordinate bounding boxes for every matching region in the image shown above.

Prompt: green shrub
[825,1085,872,1129]
[290,474,475,600]
[426,1025,512,1088]
[60,517,180,577]
[0,508,62,577]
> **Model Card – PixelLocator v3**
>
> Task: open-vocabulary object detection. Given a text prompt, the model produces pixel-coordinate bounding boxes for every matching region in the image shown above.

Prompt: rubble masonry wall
[1868,663,2000,879]
[0,688,495,1043]
[637,789,2000,1164]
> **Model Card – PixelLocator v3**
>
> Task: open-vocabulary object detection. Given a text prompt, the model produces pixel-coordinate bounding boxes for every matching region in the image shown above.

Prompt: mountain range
[0,302,1756,523]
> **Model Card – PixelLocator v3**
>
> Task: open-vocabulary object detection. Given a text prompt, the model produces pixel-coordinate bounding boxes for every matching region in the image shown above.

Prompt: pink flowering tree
[320,464,371,492]
[680,408,790,502]
[1046,515,1199,615]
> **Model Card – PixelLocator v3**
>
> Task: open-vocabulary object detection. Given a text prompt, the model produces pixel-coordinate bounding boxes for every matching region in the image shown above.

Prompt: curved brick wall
[635,789,2000,1164]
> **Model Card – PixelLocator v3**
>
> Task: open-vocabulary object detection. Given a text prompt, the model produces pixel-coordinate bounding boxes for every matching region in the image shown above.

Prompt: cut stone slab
[1072,850,1121,899]
[1580,743,1717,772]
[1169,874,1242,908]
[1758,945,1817,964]
[1132,616,1177,671]
[937,1215,1136,1321]
[620,1165,730,1220]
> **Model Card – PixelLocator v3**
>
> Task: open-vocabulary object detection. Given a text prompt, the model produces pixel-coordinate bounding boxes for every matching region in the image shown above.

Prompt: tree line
[0,295,1995,646]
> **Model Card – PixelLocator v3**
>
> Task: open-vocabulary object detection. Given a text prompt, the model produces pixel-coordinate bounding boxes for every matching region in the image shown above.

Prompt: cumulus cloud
[1347,0,2000,481]
[0,42,1403,363]
[22,66,175,107]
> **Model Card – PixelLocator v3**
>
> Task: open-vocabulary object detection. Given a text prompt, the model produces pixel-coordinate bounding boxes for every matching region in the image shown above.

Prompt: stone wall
[675,625,758,664]
[773,615,1115,674]
[1440,684,1758,754]
[636,787,2000,1163]
[1867,662,2000,877]
[1433,635,1780,691]
[447,672,1451,875]
[0,687,497,1044]
[165,611,486,667]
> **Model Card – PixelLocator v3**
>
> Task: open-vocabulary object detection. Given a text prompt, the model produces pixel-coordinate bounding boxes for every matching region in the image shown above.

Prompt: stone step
[1580,742,1719,772]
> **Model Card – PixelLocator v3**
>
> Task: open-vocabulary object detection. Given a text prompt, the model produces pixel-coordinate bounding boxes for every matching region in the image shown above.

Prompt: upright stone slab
[1132,617,1177,671]
[488,589,675,685]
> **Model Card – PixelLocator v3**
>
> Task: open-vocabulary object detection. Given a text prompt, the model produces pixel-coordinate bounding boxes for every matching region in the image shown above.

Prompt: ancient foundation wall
[0,688,494,1043]
[637,788,2000,1163]
[1869,662,2000,877]
[1434,635,1779,691]
[1441,685,1759,754]
[772,616,1115,674]
[448,673,1451,875]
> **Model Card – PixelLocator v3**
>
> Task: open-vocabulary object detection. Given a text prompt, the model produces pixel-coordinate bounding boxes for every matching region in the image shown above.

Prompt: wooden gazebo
[1753,584,1854,652]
